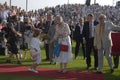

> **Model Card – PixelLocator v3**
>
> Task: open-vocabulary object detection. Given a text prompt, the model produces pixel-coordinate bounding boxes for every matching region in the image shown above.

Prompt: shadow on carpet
[0,64,104,80]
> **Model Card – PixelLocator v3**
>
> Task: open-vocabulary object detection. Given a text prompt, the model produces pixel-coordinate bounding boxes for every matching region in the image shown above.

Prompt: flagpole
[26,0,28,11]
[10,0,11,7]
[68,0,69,4]
[94,0,96,4]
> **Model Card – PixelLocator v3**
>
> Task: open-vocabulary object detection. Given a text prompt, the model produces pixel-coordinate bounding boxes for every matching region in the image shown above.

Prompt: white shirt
[30,37,44,52]
[89,22,95,38]
[79,25,83,34]
[20,16,24,22]
[91,22,95,37]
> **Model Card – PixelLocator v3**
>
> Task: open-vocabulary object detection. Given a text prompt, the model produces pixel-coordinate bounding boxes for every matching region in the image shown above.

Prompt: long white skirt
[55,36,72,63]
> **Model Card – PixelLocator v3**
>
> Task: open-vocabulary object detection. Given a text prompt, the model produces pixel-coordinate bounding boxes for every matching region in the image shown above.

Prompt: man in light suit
[94,14,120,74]
[48,21,56,64]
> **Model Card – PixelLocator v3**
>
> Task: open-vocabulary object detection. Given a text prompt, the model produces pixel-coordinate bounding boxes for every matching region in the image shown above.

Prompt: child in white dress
[28,29,44,73]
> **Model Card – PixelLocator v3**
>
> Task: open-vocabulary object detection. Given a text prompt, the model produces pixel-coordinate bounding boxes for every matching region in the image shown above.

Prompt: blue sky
[0,0,118,11]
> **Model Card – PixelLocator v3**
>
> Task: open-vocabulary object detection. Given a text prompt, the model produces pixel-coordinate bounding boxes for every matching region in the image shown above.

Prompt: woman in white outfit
[52,15,72,73]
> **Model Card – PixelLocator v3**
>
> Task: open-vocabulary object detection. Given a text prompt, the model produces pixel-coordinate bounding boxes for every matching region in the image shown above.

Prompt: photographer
[20,17,33,60]
[5,15,22,64]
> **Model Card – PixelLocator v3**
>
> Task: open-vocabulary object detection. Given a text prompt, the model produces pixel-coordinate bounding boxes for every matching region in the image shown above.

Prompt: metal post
[68,0,69,4]
[10,0,11,7]
[26,0,28,11]
[94,0,96,4]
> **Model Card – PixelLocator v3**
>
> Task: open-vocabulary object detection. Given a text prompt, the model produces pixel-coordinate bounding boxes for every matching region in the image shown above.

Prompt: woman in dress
[52,15,72,73]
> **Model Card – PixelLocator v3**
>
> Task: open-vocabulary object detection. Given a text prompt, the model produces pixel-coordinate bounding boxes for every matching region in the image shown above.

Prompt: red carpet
[0,64,104,80]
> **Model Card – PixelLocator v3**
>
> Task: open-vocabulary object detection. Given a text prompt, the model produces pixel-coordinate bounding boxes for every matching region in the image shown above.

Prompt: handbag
[53,42,60,57]
[60,44,68,52]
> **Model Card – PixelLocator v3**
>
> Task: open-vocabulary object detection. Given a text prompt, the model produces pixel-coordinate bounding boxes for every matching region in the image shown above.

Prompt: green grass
[0,41,120,80]
[0,74,55,80]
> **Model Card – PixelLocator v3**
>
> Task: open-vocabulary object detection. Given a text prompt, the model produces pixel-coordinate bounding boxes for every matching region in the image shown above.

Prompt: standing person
[82,14,98,70]
[12,16,23,61]
[94,14,120,73]
[20,17,32,60]
[6,15,22,64]
[68,20,75,41]
[43,12,53,60]
[28,29,44,73]
[48,20,56,64]
[111,32,120,69]
[52,15,72,73]
[74,18,86,59]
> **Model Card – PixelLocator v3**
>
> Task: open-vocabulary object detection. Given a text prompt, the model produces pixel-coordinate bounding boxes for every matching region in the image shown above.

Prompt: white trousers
[98,45,113,72]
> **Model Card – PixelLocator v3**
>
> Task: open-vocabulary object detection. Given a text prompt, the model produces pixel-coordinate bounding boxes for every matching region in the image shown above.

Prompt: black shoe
[110,69,114,73]
[84,57,86,60]
[87,65,91,70]
[75,55,77,59]
[6,59,12,63]
[50,61,53,64]
[17,61,22,64]
[87,66,91,70]
[50,62,56,65]
[45,58,49,61]
[96,71,103,74]
[113,66,118,69]
[94,67,98,70]
[87,67,90,70]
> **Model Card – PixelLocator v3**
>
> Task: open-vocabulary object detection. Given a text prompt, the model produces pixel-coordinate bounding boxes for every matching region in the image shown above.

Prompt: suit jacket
[74,24,83,41]
[48,24,56,42]
[94,21,120,49]
[44,21,52,34]
[82,21,98,42]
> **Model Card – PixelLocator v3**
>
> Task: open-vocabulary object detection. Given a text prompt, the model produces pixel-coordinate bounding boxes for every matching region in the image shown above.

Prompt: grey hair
[54,15,63,23]
[99,14,106,20]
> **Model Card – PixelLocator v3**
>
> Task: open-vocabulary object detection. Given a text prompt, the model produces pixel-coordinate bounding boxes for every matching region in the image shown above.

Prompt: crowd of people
[0,2,120,73]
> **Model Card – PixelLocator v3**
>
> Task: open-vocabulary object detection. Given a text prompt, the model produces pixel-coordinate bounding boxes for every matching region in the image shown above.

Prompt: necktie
[100,26,104,40]
[89,22,92,38]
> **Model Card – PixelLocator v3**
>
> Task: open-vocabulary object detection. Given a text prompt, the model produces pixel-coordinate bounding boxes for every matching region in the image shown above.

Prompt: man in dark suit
[82,14,98,70]
[74,18,86,59]
[43,12,53,61]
